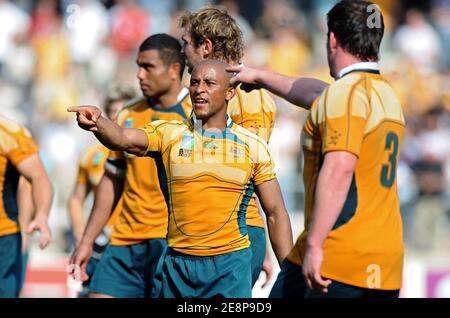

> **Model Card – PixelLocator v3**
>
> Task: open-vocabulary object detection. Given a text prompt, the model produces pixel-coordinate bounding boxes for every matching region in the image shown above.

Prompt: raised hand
[67,106,102,132]
[227,65,262,92]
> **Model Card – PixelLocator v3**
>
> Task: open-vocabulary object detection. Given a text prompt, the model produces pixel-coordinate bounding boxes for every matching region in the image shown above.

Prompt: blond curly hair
[179,6,243,64]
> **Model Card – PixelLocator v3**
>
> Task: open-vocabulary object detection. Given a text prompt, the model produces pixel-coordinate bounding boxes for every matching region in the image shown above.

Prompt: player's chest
[166,133,253,183]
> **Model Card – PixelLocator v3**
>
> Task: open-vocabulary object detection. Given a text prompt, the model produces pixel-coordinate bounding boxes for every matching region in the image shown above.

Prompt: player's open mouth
[193,97,208,106]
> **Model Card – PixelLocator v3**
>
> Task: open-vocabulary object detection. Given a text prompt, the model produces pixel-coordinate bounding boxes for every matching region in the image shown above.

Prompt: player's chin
[141,87,154,98]
[193,109,209,120]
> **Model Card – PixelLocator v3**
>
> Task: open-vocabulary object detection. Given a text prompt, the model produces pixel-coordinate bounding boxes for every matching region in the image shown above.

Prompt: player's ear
[202,38,213,58]
[225,85,236,102]
[169,63,181,80]
[328,32,338,52]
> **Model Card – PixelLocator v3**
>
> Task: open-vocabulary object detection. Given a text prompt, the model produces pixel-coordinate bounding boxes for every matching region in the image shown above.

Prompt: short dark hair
[327,0,384,61]
[139,33,185,77]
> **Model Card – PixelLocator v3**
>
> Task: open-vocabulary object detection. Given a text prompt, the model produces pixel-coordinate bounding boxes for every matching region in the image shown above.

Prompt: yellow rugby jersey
[75,144,121,227]
[76,145,109,194]
[228,87,277,228]
[109,89,192,245]
[140,116,276,256]
[288,68,405,290]
[0,116,38,236]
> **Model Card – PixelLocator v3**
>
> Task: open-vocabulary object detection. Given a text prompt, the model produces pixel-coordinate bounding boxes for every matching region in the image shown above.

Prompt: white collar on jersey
[192,113,232,127]
[338,62,380,78]
[177,87,189,102]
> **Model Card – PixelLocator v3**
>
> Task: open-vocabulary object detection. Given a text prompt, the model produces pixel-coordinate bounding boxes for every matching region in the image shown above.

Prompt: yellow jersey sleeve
[108,149,124,161]
[140,120,167,155]
[251,137,276,186]
[2,125,39,166]
[228,88,277,143]
[319,83,370,156]
[108,108,128,162]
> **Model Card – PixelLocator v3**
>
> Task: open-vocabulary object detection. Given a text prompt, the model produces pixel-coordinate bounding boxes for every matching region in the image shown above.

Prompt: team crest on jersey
[179,133,194,157]
[124,118,135,128]
[92,152,104,166]
[228,146,244,158]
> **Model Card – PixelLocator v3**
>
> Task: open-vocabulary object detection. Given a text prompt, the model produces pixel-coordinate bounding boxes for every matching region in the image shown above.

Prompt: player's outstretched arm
[16,154,53,249]
[67,106,149,156]
[227,66,328,110]
[255,179,293,266]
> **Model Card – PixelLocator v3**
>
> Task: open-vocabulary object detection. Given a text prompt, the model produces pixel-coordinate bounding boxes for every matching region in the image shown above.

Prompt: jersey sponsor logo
[228,146,244,158]
[124,118,135,128]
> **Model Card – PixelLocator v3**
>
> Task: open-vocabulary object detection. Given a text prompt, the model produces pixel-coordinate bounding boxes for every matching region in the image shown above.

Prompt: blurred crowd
[1,0,449,256]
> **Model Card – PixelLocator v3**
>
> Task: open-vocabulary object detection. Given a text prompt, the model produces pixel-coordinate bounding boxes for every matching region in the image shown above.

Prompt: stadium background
[1,0,449,297]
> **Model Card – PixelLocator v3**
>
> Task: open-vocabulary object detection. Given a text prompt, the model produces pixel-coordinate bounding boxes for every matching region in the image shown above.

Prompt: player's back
[290,70,405,290]
[228,87,277,227]
[228,87,276,142]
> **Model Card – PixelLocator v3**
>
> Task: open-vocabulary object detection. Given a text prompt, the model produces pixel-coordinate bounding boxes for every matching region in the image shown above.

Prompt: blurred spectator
[29,0,70,82]
[267,25,310,77]
[409,106,450,251]
[138,0,176,34]
[219,0,255,45]
[0,0,30,78]
[269,109,304,214]
[393,9,442,74]
[63,0,109,65]
[108,0,150,60]
[431,0,450,70]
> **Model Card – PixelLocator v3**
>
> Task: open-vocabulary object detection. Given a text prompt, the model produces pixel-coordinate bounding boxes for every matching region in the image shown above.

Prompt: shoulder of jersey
[317,73,366,104]
[235,86,276,111]
[148,118,187,128]
[232,122,268,146]
[0,115,31,137]
[115,96,146,123]
[331,72,366,90]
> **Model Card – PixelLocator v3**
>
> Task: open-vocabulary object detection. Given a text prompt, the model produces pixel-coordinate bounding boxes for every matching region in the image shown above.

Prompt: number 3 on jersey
[380,132,399,188]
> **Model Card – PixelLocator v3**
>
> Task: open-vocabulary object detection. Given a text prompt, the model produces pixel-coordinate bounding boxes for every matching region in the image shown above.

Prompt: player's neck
[333,52,365,79]
[200,111,228,131]
[152,82,184,108]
